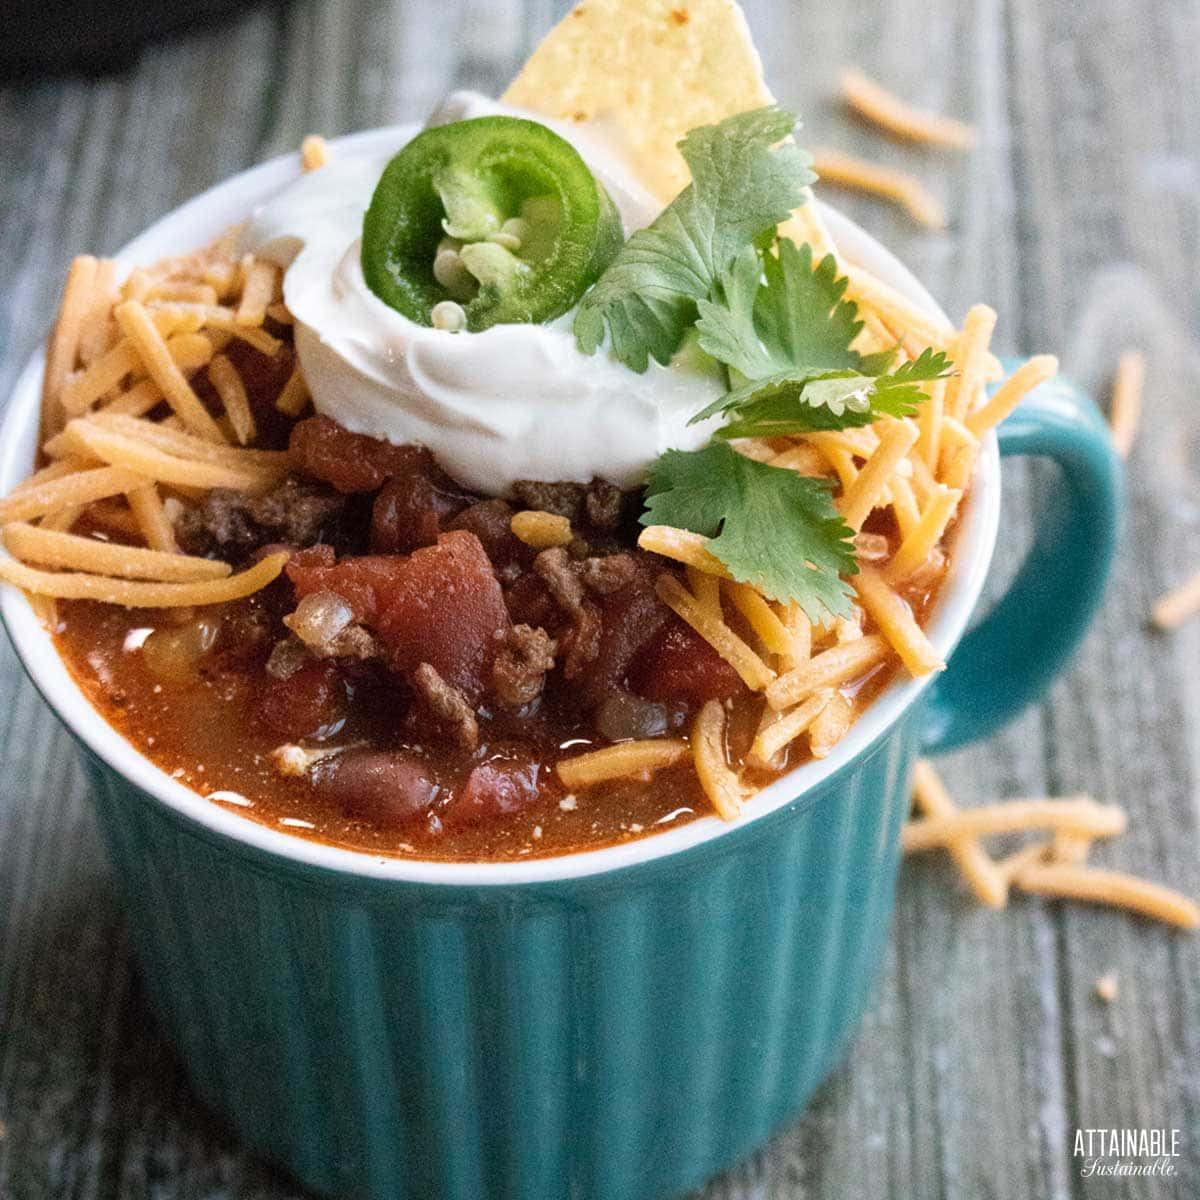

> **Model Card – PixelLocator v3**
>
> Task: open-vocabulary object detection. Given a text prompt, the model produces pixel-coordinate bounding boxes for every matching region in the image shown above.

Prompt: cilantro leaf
[695,238,868,382]
[889,346,957,383]
[709,347,954,438]
[689,245,766,375]
[642,441,857,621]
[574,107,814,372]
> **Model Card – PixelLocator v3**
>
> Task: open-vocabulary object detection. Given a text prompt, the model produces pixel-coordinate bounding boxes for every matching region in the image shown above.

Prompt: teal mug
[0,131,1122,1200]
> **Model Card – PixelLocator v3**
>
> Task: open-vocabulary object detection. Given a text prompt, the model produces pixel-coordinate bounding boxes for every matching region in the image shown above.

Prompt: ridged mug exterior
[84,707,917,1200]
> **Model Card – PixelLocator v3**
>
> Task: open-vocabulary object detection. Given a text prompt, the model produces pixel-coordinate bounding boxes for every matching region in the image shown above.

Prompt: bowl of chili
[0,125,1121,1200]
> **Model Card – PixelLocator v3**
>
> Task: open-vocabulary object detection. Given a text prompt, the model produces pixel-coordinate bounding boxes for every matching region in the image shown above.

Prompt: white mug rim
[0,124,1000,886]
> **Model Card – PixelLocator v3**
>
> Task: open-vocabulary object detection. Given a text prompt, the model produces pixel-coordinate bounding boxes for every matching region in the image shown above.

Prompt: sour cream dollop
[244,92,723,495]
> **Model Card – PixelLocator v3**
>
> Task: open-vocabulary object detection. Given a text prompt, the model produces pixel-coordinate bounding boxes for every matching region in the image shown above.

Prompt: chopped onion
[284,590,353,649]
[141,616,220,685]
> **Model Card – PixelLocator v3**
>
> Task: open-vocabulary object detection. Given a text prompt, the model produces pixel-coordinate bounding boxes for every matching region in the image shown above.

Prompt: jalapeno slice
[362,116,623,332]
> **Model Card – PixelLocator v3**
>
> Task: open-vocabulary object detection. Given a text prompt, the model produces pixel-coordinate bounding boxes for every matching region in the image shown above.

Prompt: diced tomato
[289,415,438,493]
[287,545,407,624]
[632,618,745,706]
[373,531,510,696]
[254,659,349,740]
[440,760,542,829]
[288,532,510,697]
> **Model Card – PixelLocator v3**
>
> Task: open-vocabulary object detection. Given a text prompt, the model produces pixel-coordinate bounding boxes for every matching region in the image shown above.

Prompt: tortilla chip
[503,0,773,203]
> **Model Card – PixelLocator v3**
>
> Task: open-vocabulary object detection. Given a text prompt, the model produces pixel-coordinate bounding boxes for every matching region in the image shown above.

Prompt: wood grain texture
[0,1,1197,1197]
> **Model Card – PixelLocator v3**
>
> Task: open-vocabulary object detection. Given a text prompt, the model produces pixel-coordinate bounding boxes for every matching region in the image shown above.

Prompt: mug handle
[920,359,1124,754]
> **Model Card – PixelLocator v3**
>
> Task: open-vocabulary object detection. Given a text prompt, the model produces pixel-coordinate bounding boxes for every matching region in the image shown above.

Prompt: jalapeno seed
[431,301,468,332]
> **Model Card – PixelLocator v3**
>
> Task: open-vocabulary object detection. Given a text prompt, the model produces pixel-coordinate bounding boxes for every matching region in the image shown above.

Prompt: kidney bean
[370,459,474,555]
[312,750,440,828]
[254,659,348,740]
[593,691,673,742]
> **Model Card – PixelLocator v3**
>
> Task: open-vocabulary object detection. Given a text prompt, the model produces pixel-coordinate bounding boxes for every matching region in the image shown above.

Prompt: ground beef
[176,479,346,560]
[569,562,671,708]
[579,552,641,596]
[533,547,603,677]
[510,478,625,532]
[175,492,256,559]
[583,479,623,530]
[534,547,585,615]
[412,662,479,752]
[560,603,603,679]
[491,624,557,708]
[248,479,344,540]
[511,480,585,521]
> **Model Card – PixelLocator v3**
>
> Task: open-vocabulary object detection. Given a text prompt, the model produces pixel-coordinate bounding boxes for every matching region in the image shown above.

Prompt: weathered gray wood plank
[1004,3,1200,1198]
[0,1,1197,1197]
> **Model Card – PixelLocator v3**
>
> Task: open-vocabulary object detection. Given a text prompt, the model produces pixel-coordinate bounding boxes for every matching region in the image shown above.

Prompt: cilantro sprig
[573,107,814,372]
[690,237,950,432]
[638,231,948,618]
[569,105,950,620]
[642,442,857,621]
[703,347,953,439]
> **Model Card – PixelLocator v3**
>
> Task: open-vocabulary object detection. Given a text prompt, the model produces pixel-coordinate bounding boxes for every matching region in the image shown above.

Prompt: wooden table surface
[1,1,1198,1197]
